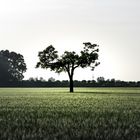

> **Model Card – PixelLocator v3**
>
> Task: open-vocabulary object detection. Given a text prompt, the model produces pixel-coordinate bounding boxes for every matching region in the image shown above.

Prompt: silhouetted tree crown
[36,42,100,92]
[0,50,27,82]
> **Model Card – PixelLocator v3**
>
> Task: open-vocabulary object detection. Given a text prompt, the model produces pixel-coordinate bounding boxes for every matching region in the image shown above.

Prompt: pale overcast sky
[0,0,140,81]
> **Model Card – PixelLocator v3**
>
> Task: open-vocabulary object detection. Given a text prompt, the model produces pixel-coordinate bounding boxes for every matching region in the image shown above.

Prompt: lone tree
[36,42,100,92]
[0,50,27,82]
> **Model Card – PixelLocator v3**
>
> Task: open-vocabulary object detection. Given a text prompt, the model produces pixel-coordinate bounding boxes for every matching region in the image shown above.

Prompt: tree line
[0,77,140,87]
[0,42,100,92]
[0,43,140,92]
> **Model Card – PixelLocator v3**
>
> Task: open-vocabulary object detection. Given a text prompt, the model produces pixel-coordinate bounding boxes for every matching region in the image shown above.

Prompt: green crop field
[0,88,140,140]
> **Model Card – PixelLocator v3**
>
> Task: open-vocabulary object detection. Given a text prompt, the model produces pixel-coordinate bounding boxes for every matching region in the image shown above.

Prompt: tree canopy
[0,50,27,82]
[36,42,100,92]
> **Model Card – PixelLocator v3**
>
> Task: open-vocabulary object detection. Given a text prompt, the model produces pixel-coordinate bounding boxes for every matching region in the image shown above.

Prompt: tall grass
[0,88,140,140]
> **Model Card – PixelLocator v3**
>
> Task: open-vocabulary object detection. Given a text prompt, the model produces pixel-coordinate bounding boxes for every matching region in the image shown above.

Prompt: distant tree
[29,77,45,82]
[29,77,35,82]
[0,50,27,82]
[97,77,105,86]
[36,42,100,92]
[48,77,55,82]
[40,77,46,82]
[34,77,39,82]
[110,78,116,86]
[137,81,140,87]
[97,77,105,83]
[62,80,69,87]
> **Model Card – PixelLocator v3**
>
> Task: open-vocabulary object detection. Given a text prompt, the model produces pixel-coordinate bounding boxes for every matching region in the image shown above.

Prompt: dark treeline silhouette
[1,49,140,88]
[0,77,140,87]
[0,50,27,85]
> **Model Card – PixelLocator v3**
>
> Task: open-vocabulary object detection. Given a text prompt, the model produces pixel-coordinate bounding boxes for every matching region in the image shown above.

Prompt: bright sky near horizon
[0,0,140,81]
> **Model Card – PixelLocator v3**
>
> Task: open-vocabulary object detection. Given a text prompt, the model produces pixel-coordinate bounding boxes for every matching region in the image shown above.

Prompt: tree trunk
[69,76,74,93]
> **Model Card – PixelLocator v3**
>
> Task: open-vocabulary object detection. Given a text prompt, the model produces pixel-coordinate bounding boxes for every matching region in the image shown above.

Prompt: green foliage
[36,45,58,69]
[36,43,99,72]
[0,50,27,82]
[36,42,100,92]
[0,88,140,139]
